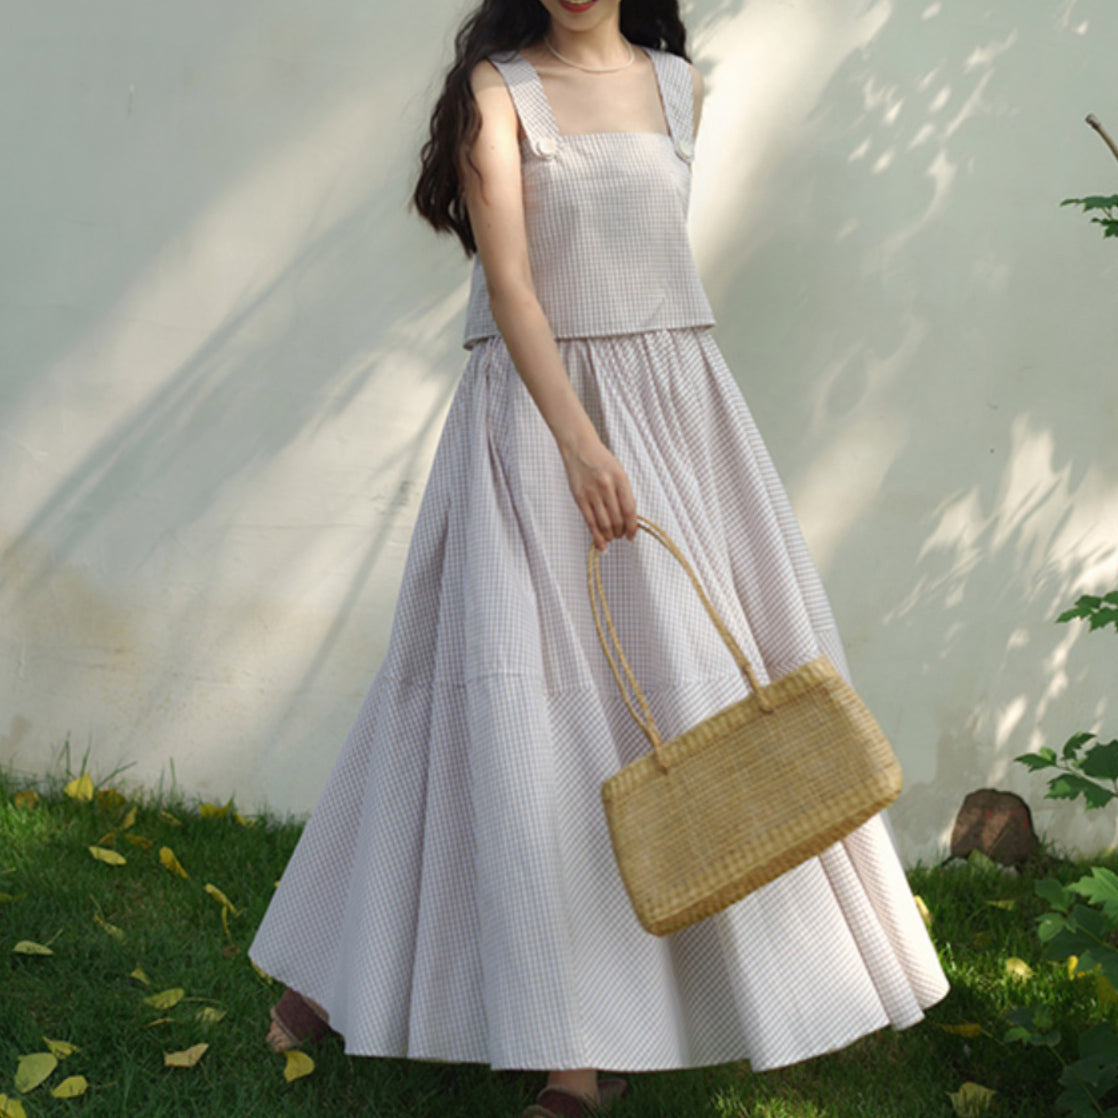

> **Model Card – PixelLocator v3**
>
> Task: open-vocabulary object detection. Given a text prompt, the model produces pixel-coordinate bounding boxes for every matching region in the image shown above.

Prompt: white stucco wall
[2,0,1116,865]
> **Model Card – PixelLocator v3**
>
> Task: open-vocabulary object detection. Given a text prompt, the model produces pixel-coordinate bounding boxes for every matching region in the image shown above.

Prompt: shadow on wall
[692,0,1118,857]
[0,0,478,794]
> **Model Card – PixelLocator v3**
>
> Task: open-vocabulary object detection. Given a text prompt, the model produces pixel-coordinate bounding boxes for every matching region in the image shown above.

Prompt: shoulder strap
[645,48,696,163]
[487,52,559,151]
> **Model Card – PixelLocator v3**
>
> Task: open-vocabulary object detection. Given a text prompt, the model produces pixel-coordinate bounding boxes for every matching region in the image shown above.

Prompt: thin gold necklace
[543,36,635,73]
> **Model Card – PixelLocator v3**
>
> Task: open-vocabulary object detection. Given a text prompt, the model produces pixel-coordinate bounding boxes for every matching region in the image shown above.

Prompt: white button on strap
[675,138,694,163]
[533,136,558,159]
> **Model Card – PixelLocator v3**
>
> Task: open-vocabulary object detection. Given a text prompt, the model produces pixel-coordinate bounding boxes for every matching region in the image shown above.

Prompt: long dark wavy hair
[411,0,689,256]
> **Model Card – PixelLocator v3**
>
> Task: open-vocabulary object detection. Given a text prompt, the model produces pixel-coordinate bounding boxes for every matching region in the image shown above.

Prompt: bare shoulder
[469,58,505,95]
[470,59,518,123]
[465,59,518,144]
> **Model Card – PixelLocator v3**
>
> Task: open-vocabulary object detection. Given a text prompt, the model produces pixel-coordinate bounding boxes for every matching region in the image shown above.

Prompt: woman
[248,0,950,1114]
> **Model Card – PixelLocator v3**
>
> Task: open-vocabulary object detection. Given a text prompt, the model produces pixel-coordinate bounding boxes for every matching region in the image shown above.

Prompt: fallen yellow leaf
[120,805,137,830]
[15,1051,57,1093]
[283,1049,315,1082]
[42,1037,81,1059]
[196,1006,227,1025]
[1005,957,1034,981]
[912,894,931,928]
[233,810,254,827]
[971,931,994,949]
[144,1017,174,1027]
[0,1093,28,1118]
[221,905,231,938]
[142,987,184,1009]
[130,965,151,985]
[13,940,53,956]
[938,1022,984,1037]
[50,1075,88,1099]
[63,774,94,802]
[199,800,230,818]
[985,898,1015,910]
[204,883,238,915]
[947,1081,996,1116]
[164,1042,208,1068]
[160,810,182,827]
[0,893,27,903]
[94,830,118,846]
[93,913,125,941]
[124,832,154,849]
[12,790,40,809]
[88,845,126,866]
[96,787,126,809]
[159,846,188,879]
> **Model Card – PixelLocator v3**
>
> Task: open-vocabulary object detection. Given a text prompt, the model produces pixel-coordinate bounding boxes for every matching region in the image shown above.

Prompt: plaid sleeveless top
[462,46,716,349]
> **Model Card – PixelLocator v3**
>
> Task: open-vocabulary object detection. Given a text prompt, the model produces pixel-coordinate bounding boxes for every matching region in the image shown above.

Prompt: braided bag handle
[588,516,771,773]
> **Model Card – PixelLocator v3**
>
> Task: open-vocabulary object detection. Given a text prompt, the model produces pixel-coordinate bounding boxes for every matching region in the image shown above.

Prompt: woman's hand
[559,434,638,552]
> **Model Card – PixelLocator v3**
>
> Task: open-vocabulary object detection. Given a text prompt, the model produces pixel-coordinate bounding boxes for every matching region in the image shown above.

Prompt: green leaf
[1089,607,1118,631]
[1038,912,1069,941]
[1062,732,1096,762]
[1067,921,1118,990]
[1002,1004,1060,1048]
[1036,876,1073,914]
[1058,594,1102,622]
[1057,1024,1118,1114]
[1046,772,1114,810]
[1081,740,1118,781]
[1057,591,1118,632]
[1017,748,1058,771]
[1072,867,1118,921]
[1078,1021,1118,1063]
[1038,904,1118,988]
[1070,903,1118,940]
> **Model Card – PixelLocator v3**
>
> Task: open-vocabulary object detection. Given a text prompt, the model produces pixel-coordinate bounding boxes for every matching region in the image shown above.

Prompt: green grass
[2,757,1115,1117]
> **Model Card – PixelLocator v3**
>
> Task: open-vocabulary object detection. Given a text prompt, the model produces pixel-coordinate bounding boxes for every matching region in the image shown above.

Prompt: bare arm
[460,61,637,551]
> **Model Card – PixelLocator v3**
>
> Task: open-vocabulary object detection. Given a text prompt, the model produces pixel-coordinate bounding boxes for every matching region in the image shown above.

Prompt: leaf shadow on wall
[696,0,1118,860]
[0,2,483,800]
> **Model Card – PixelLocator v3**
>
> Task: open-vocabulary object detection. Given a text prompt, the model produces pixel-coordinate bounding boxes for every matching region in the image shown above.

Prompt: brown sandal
[267,987,338,1050]
[520,1077,629,1118]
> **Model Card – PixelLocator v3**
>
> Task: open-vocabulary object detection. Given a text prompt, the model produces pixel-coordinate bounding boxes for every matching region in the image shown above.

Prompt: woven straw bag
[588,516,903,936]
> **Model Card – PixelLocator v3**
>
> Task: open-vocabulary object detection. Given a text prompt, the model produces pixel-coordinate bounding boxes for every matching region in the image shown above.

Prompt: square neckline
[512,44,674,142]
